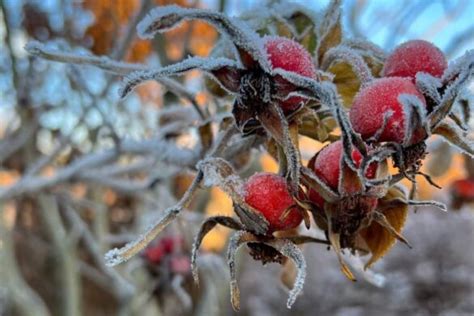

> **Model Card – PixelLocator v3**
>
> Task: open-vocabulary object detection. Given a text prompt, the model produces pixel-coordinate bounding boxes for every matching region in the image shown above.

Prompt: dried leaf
[327,61,360,107]
[317,0,342,65]
[359,187,409,269]
[191,216,243,283]
[198,122,214,153]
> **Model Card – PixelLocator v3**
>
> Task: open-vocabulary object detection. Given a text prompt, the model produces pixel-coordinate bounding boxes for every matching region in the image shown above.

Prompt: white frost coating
[119,56,242,98]
[415,72,442,103]
[407,199,447,212]
[398,93,429,145]
[442,49,474,83]
[104,205,181,266]
[321,45,374,85]
[136,5,271,71]
[430,60,474,128]
[25,41,145,75]
[276,240,306,309]
[346,254,386,288]
[197,157,245,197]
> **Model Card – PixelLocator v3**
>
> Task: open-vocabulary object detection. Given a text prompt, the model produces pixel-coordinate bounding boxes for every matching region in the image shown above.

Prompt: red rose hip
[382,39,447,81]
[308,141,377,207]
[349,77,427,144]
[244,172,303,233]
[264,36,316,111]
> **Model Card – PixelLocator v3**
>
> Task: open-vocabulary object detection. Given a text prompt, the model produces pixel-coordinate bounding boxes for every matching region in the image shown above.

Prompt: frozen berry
[161,236,184,253]
[244,172,303,233]
[264,36,316,111]
[383,40,447,81]
[349,77,427,144]
[451,179,474,200]
[308,141,377,207]
[144,243,165,264]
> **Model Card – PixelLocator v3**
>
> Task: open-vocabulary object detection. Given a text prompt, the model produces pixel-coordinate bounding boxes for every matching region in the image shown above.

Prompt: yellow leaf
[328,61,360,107]
[358,187,408,269]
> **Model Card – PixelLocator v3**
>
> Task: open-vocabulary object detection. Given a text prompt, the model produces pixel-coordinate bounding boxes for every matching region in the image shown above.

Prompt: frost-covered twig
[0,139,198,200]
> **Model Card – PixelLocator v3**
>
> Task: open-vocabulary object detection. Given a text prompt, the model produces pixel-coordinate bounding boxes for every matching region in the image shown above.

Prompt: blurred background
[0,0,473,315]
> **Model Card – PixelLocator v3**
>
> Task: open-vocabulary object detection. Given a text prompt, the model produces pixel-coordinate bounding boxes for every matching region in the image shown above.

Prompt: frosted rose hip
[264,36,316,111]
[308,141,377,207]
[383,39,447,80]
[349,77,427,144]
[244,172,303,232]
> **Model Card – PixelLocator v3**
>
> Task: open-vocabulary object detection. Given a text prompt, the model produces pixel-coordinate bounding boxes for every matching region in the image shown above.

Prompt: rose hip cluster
[97,2,473,311]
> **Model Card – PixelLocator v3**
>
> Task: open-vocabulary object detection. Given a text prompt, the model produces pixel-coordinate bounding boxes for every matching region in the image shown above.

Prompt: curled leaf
[358,187,409,269]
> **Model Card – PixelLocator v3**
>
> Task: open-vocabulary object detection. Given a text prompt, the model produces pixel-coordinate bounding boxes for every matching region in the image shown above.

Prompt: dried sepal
[428,62,474,129]
[258,103,301,192]
[137,5,271,71]
[415,72,442,104]
[433,120,474,157]
[317,0,342,65]
[280,258,297,291]
[120,57,243,97]
[338,155,363,195]
[371,211,412,248]
[270,239,307,308]
[226,231,258,311]
[358,187,409,269]
[328,227,356,282]
[301,166,339,203]
[191,216,244,284]
[398,94,429,145]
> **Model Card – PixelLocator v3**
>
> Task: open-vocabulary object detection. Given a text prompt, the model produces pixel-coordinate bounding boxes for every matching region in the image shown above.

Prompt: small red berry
[349,77,427,144]
[451,179,474,200]
[244,172,303,233]
[161,236,184,253]
[264,36,316,111]
[383,39,447,81]
[308,141,377,207]
[144,243,165,264]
